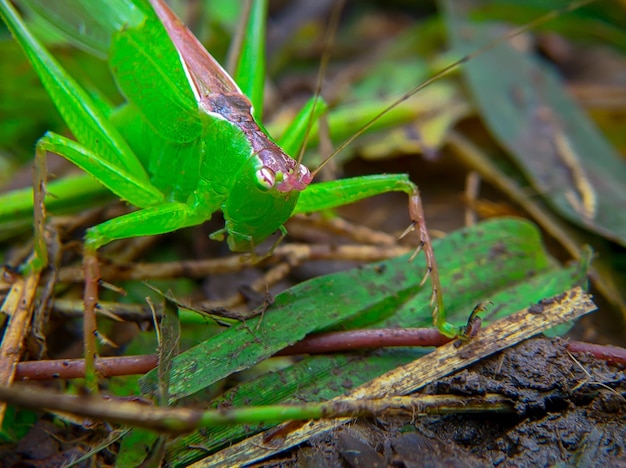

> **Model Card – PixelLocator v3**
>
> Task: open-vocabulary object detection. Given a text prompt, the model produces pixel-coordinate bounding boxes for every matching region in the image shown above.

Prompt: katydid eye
[254,166,276,191]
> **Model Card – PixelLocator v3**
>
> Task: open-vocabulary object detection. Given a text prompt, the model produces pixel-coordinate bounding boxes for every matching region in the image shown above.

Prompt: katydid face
[199,92,312,195]
[221,150,301,252]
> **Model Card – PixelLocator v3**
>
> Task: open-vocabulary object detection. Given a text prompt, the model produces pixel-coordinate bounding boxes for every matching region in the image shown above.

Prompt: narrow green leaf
[18,0,140,57]
[166,350,427,465]
[442,0,626,246]
[232,0,267,119]
[116,428,159,467]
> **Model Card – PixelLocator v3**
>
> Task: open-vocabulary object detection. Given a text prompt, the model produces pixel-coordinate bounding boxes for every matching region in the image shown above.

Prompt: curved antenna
[295,0,346,166]
[311,0,595,178]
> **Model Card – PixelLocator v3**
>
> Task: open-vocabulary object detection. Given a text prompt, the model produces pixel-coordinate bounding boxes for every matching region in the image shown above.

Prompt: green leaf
[0,405,37,443]
[442,0,626,246]
[139,218,586,404]
[116,428,159,467]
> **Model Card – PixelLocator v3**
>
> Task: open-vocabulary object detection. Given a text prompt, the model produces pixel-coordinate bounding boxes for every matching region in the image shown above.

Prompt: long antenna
[311,0,596,177]
[296,0,346,165]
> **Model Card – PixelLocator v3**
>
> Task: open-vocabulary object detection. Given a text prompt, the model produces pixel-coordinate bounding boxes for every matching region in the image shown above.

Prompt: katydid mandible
[0,0,462,386]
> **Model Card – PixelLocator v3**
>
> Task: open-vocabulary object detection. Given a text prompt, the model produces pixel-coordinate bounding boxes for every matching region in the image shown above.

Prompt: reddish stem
[13,337,626,381]
[566,341,626,368]
[16,355,158,381]
[278,328,451,355]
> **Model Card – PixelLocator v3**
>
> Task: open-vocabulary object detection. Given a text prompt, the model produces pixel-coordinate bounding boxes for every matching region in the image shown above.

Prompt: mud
[269,337,626,467]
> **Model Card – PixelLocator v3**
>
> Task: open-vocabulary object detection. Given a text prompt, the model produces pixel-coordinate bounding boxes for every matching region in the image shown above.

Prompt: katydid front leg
[33,132,218,392]
[294,174,460,338]
[82,197,218,390]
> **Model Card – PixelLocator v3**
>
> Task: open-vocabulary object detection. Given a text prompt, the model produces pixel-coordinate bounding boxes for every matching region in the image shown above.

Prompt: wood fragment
[0,272,41,424]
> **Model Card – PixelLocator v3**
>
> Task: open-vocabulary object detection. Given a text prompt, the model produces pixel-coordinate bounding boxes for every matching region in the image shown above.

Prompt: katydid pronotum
[1,0,549,388]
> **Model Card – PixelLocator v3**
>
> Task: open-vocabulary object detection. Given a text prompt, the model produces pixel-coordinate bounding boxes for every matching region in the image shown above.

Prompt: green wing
[18,0,204,144]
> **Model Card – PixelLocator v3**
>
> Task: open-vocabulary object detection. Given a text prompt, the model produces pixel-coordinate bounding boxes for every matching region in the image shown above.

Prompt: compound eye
[254,166,276,191]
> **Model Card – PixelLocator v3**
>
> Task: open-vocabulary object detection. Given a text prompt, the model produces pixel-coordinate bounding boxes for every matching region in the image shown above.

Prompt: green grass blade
[0,175,113,241]
[231,0,268,119]
[277,96,328,157]
[17,0,139,57]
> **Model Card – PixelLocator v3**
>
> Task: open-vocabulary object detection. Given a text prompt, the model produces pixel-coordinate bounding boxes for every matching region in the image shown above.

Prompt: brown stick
[15,354,159,381]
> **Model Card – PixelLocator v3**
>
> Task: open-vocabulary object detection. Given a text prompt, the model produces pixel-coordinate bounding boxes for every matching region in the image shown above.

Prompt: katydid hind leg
[27,132,164,373]
[294,174,461,338]
[31,138,101,391]
[83,249,99,393]
[28,144,48,274]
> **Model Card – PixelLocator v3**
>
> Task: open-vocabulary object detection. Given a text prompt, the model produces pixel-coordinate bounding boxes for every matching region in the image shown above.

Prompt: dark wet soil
[265,337,626,467]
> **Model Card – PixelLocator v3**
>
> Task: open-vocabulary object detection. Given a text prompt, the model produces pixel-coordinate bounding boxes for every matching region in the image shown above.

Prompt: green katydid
[0,0,464,387]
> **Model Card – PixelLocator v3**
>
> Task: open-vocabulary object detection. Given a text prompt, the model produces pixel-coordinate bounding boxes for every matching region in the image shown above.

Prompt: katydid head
[201,91,314,195]
[200,92,313,252]
[221,148,304,253]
